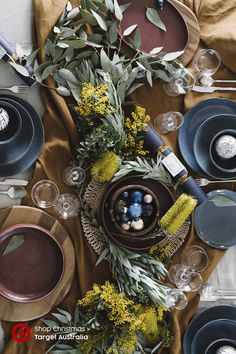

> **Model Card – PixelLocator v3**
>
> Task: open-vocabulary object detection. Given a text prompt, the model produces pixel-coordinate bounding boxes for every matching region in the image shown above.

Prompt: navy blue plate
[0,96,44,177]
[191,319,236,354]
[183,305,236,354]
[194,189,236,248]
[178,98,236,177]
[193,114,236,179]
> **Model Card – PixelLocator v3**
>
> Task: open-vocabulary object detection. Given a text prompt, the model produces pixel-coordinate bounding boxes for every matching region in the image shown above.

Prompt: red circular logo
[12,323,31,343]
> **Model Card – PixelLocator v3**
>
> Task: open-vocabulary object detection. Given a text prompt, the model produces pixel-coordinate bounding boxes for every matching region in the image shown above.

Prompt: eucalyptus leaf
[86,0,99,11]
[56,86,71,96]
[58,68,78,84]
[53,26,61,34]
[56,308,72,322]
[53,47,64,63]
[63,39,86,49]
[108,21,118,44]
[91,10,107,31]
[123,24,138,36]
[2,234,24,256]
[79,28,88,41]
[211,195,236,207]
[114,0,123,21]
[52,313,70,324]
[105,0,114,12]
[126,83,144,96]
[41,319,58,328]
[146,70,153,86]
[9,62,29,77]
[67,7,80,20]
[120,2,131,13]
[45,39,55,57]
[55,344,74,350]
[149,46,163,55]
[57,42,69,49]
[66,1,73,12]
[42,64,56,80]
[133,28,142,49]
[88,34,102,44]
[34,61,52,81]
[146,7,166,32]
[79,8,97,25]
[162,50,184,61]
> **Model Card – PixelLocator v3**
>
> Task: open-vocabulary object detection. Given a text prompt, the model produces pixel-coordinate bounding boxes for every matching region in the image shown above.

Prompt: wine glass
[194,49,221,86]
[154,111,184,134]
[165,283,188,310]
[62,166,86,186]
[163,68,196,97]
[181,245,208,272]
[31,180,59,208]
[168,264,203,292]
[53,193,79,219]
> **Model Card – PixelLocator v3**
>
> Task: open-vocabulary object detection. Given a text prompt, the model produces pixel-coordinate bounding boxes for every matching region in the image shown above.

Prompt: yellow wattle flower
[91,151,120,182]
[160,194,197,235]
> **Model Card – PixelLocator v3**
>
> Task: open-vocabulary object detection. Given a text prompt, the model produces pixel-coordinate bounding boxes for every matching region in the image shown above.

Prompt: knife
[0,178,28,186]
[193,85,236,93]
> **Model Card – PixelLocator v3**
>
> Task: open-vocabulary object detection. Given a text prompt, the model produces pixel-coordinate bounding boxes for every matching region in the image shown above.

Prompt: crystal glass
[168,264,203,292]
[154,111,184,134]
[53,193,79,219]
[165,284,188,310]
[163,68,196,97]
[194,49,221,76]
[31,180,59,208]
[181,245,208,272]
[62,166,86,186]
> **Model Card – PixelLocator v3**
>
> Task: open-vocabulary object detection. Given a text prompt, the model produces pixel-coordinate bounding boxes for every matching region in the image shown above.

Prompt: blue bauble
[121,191,129,199]
[142,204,154,217]
[129,202,142,218]
[120,214,130,222]
[131,191,143,203]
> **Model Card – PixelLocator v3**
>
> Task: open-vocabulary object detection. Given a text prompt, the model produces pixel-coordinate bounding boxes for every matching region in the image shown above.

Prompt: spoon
[199,75,236,87]
[0,186,27,199]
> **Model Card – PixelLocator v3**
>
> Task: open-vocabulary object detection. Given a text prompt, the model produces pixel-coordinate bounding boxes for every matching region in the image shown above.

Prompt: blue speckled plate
[191,319,236,354]
[178,98,236,176]
[183,305,236,354]
[194,189,236,248]
[193,114,236,179]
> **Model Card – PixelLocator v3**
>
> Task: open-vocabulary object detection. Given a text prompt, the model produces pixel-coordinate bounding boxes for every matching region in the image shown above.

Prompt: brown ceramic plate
[0,224,65,303]
[118,0,188,54]
[100,174,175,250]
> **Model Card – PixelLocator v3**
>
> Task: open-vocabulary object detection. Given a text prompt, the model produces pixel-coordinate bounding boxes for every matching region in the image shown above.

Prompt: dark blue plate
[183,305,236,354]
[194,189,236,248]
[191,319,236,354]
[178,98,236,177]
[0,95,44,177]
[193,114,236,179]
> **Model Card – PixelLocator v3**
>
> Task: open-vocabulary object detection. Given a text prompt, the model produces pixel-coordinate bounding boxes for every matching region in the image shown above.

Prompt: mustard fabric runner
[2,0,236,353]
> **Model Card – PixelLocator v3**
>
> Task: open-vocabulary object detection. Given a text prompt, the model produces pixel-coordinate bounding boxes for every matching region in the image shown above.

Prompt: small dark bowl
[100,174,175,250]
[209,129,236,173]
[0,101,22,144]
[205,338,236,354]
[109,184,159,238]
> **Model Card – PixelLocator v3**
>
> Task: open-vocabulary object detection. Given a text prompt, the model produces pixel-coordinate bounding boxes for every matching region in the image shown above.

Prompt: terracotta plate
[118,0,188,54]
[0,224,64,302]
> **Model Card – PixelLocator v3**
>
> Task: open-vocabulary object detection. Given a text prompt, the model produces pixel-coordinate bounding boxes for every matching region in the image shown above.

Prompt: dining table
[0,0,236,354]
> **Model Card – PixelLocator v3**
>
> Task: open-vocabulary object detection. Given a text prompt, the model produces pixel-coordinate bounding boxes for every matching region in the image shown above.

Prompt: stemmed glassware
[168,245,208,293]
[165,283,188,310]
[163,68,196,97]
[194,49,221,86]
[154,111,184,135]
[31,179,79,219]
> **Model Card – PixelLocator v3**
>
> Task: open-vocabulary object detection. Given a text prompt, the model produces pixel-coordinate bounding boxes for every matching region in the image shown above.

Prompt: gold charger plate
[0,206,75,322]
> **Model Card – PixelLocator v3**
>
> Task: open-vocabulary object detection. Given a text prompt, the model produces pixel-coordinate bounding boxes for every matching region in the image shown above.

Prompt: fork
[195,177,236,187]
[0,85,29,94]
